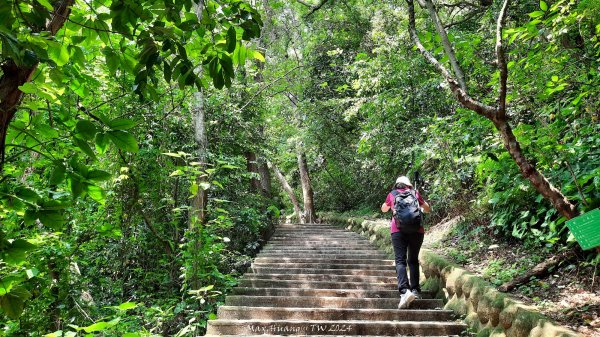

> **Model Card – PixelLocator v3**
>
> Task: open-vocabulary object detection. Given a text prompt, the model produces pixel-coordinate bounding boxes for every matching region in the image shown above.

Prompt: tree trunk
[0,0,75,171]
[246,151,262,192]
[269,161,303,222]
[493,118,578,219]
[297,152,316,223]
[188,88,207,290]
[257,157,273,198]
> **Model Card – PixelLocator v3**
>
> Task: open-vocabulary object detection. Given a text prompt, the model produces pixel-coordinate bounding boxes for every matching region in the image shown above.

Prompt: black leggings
[391,231,424,293]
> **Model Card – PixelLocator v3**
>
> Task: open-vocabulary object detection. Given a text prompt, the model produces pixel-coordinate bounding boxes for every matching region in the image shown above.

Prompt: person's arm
[381,203,390,213]
[421,201,431,213]
[415,189,431,213]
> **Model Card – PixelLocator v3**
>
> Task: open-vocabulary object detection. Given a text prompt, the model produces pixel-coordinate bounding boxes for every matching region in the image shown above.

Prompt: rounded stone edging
[319,214,582,337]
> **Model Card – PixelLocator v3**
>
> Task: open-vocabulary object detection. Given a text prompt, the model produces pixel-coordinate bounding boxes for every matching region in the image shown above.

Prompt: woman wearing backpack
[381,176,431,309]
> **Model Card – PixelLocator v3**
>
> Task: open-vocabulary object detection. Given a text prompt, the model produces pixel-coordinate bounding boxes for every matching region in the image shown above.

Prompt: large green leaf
[0,286,31,319]
[106,131,139,153]
[48,43,70,67]
[86,185,106,204]
[87,170,112,182]
[107,118,136,130]
[76,120,98,140]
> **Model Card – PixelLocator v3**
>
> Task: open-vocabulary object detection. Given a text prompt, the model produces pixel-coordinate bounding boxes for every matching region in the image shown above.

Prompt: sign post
[566,208,600,251]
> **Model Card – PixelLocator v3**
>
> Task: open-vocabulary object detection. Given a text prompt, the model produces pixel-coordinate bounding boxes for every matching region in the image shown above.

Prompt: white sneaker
[411,289,422,299]
[398,290,416,309]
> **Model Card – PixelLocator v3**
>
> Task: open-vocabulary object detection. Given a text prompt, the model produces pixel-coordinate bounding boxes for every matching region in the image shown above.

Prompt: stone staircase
[206,223,466,336]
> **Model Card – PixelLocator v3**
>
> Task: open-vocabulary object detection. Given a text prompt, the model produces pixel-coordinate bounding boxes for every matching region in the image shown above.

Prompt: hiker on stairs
[381,176,431,309]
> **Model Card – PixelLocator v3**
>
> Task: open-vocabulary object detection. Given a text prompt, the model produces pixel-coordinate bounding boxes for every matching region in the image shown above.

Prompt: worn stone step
[257,250,389,259]
[254,257,395,265]
[231,287,431,299]
[268,235,367,240]
[269,236,363,240]
[216,306,454,321]
[237,279,396,290]
[251,263,393,271]
[263,243,376,250]
[242,273,397,283]
[224,296,443,309]
[248,267,396,277]
[260,248,381,254]
[265,242,373,247]
[206,319,465,336]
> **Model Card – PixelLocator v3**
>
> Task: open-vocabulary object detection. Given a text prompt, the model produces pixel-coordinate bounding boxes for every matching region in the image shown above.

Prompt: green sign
[566,208,600,250]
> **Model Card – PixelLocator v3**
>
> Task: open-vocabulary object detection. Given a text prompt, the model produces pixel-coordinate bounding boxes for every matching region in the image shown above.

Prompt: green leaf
[106,131,139,153]
[95,133,109,155]
[87,170,111,182]
[0,286,31,319]
[25,268,39,279]
[49,163,66,185]
[76,120,98,140]
[37,210,67,229]
[540,1,548,11]
[190,182,199,197]
[36,0,54,11]
[48,43,70,67]
[74,138,97,161]
[529,11,545,18]
[86,185,106,205]
[81,322,108,333]
[107,118,136,130]
[226,26,237,53]
[15,187,41,203]
[253,50,265,62]
[117,302,137,310]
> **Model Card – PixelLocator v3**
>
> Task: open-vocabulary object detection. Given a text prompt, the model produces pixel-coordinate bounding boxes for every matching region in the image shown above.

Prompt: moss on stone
[445,295,469,316]
[489,327,507,337]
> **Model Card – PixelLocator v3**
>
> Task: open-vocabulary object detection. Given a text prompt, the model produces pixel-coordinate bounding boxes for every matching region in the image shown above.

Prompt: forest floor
[427,217,600,337]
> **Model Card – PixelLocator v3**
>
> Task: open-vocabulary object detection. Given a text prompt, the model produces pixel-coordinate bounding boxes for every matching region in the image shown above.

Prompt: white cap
[395,176,413,187]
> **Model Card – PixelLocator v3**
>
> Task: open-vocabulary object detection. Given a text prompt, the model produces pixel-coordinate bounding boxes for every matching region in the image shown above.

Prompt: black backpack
[391,189,422,233]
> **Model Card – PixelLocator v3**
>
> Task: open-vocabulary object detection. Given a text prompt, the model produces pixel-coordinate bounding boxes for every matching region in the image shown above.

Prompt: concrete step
[260,248,382,254]
[254,257,395,265]
[262,247,376,252]
[251,262,393,270]
[256,253,390,259]
[264,246,373,250]
[242,273,397,283]
[248,267,396,277]
[224,296,444,310]
[231,287,432,299]
[216,306,454,321]
[206,319,466,336]
[265,242,373,247]
[237,279,397,290]
[263,244,375,248]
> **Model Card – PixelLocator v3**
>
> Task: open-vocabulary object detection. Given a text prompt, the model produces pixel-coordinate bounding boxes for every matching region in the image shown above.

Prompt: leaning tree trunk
[297,152,316,223]
[405,0,578,220]
[493,118,577,219]
[269,161,303,222]
[0,0,75,171]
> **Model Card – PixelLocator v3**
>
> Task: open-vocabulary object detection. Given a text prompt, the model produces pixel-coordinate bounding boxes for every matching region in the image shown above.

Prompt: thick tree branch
[405,0,495,119]
[0,0,75,171]
[295,0,330,17]
[495,0,510,120]
[422,0,467,91]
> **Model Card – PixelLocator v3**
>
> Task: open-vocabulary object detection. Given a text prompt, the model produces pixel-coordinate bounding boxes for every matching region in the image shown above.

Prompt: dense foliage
[0,0,598,336]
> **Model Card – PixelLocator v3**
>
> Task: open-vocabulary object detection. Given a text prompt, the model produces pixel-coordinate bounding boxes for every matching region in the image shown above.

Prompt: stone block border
[319,213,581,337]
